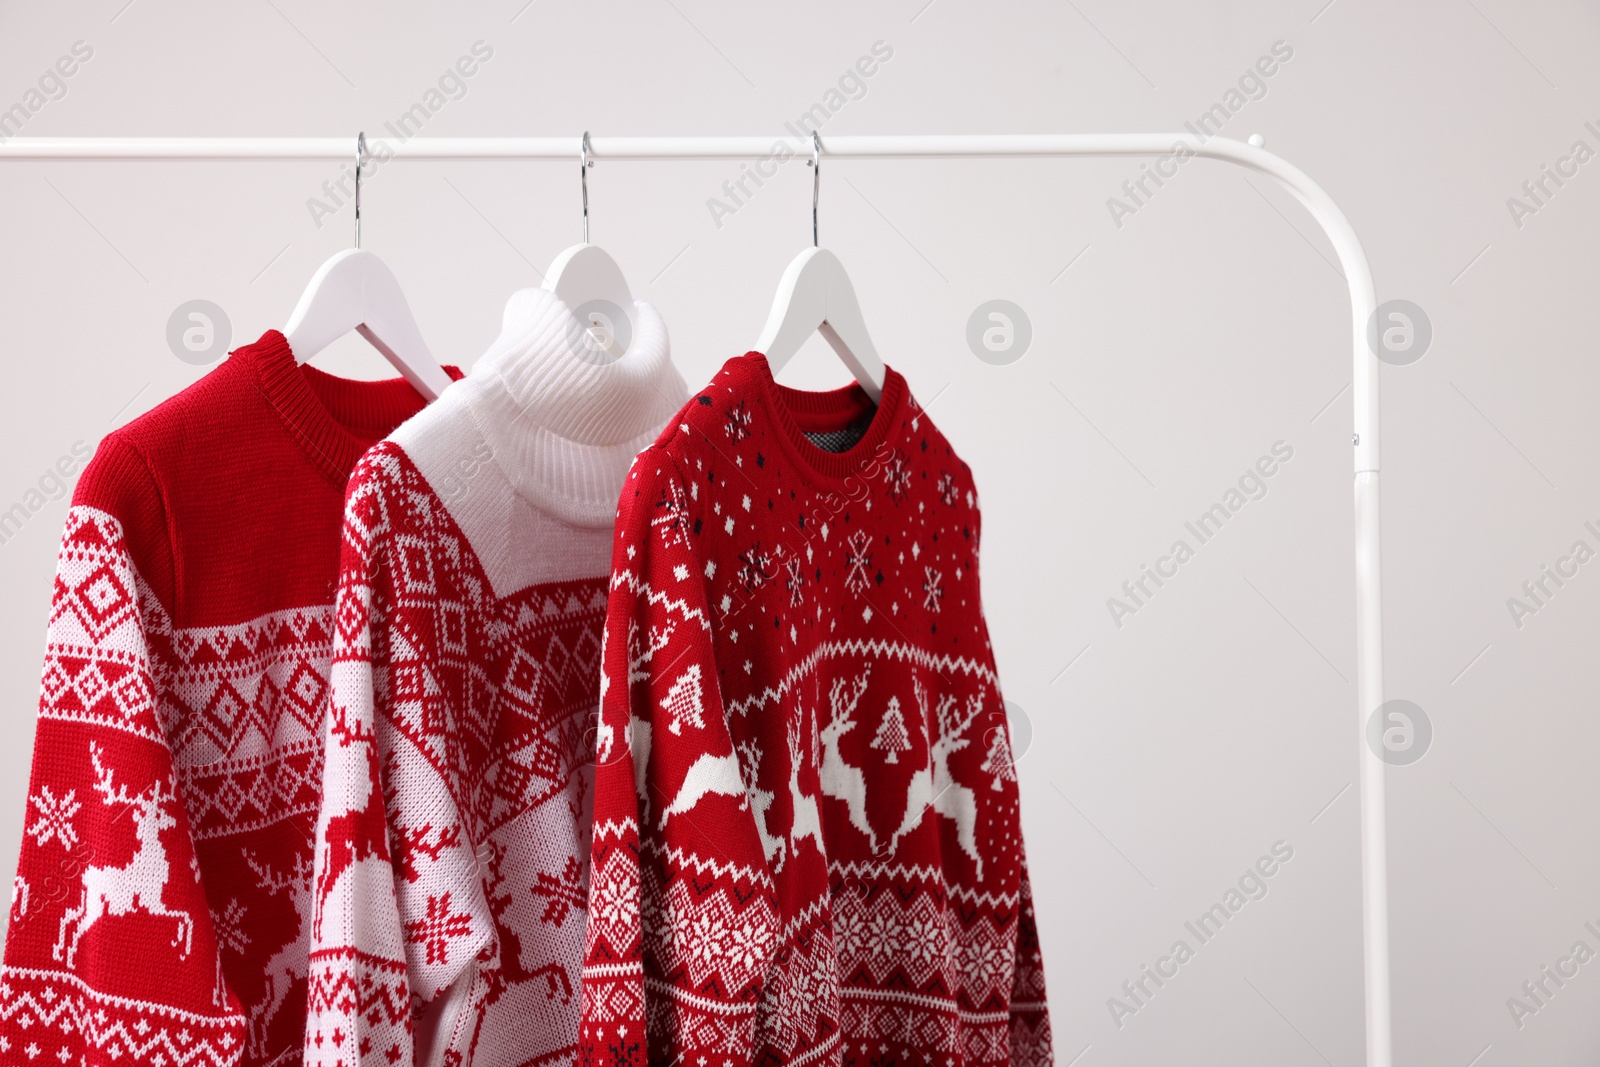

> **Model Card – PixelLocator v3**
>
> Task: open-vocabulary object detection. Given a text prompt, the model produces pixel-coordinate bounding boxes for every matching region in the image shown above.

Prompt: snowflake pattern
[844,530,873,594]
[922,566,944,613]
[737,541,776,592]
[25,786,81,850]
[881,448,912,503]
[583,355,1053,1067]
[662,892,772,987]
[211,898,251,956]
[902,909,950,974]
[531,855,587,926]
[725,399,753,444]
[650,476,691,550]
[405,892,474,966]
[783,556,805,607]
[961,922,1013,995]
[586,862,638,936]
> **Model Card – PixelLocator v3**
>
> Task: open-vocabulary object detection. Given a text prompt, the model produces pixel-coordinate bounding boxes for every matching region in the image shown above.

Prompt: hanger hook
[353,131,367,249]
[808,131,821,247]
[581,131,593,244]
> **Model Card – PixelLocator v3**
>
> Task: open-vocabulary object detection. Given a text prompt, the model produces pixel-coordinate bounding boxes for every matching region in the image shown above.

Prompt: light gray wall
[2,0,1596,1062]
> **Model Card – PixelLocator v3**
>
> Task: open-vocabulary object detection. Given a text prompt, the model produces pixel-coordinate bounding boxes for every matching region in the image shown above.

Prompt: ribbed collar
[741,351,910,490]
[455,287,686,528]
[243,329,452,485]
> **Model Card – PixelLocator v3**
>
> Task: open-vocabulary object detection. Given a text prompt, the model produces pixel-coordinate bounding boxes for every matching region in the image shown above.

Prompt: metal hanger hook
[808,131,821,247]
[581,131,593,244]
[353,131,367,249]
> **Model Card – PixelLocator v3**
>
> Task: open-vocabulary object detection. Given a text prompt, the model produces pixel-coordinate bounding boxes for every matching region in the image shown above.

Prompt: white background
[2,1,1598,1063]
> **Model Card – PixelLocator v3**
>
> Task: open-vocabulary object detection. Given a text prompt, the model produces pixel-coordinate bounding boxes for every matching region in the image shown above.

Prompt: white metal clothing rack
[0,133,1389,1066]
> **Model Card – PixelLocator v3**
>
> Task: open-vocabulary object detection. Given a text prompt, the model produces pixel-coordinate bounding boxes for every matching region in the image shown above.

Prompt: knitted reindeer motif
[736,739,786,873]
[243,849,314,1059]
[656,744,747,830]
[819,666,876,852]
[314,703,388,937]
[887,679,985,880]
[54,743,193,967]
[786,713,825,863]
[597,620,674,821]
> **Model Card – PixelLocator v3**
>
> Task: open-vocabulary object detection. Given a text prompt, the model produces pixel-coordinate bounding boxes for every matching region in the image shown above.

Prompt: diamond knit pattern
[306,442,605,1067]
[1,332,444,1067]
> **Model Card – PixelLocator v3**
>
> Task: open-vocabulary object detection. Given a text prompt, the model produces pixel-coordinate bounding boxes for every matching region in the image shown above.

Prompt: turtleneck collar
[455,287,685,528]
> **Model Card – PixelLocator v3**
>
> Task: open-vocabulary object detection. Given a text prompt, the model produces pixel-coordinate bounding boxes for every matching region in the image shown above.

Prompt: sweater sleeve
[305,447,493,1067]
[580,449,779,1067]
[1008,856,1054,1065]
[0,433,247,1066]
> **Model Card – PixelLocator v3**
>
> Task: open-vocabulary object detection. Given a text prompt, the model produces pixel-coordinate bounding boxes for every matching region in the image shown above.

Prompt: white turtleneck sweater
[304,289,685,1067]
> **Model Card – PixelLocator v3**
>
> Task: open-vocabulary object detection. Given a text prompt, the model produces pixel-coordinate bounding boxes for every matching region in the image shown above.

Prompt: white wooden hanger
[284,133,454,400]
[541,132,635,358]
[755,132,886,402]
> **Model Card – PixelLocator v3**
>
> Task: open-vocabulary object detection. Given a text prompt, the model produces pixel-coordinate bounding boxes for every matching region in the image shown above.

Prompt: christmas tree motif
[979,726,1017,790]
[661,664,706,735]
[870,695,912,765]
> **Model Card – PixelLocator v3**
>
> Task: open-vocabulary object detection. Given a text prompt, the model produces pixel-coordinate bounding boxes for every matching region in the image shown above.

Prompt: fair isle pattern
[580,356,1051,1067]
[306,443,604,1067]
[717,638,1001,719]
[35,506,170,746]
[164,605,333,841]
[0,967,244,1067]
[2,505,345,1066]
[3,508,353,1067]
[2,335,447,1067]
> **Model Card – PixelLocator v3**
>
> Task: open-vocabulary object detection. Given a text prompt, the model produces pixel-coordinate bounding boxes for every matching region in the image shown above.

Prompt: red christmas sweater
[580,354,1052,1066]
[0,332,452,1067]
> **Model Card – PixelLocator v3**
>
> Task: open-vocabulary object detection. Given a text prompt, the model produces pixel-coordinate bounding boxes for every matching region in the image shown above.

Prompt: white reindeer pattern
[786,715,825,862]
[656,748,747,829]
[54,743,194,967]
[886,677,985,880]
[737,739,786,873]
[818,666,877,852]
[597,619,674,821]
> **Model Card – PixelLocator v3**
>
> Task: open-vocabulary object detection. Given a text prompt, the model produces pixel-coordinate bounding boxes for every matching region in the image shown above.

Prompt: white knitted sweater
[304,288,685,1067]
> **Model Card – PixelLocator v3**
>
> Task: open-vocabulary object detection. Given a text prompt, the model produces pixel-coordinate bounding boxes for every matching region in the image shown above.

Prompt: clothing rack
[0,132,1389,1066]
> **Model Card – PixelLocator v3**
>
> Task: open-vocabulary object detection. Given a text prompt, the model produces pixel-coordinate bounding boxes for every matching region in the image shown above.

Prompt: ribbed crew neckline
[454,287,686,528]
[245,330,445,485]
[741,351,909,489]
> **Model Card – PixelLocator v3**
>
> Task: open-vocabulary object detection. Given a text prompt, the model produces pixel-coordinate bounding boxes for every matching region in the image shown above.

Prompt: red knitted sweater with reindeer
[0,332,451,1067]
[580,353,1052,1067]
